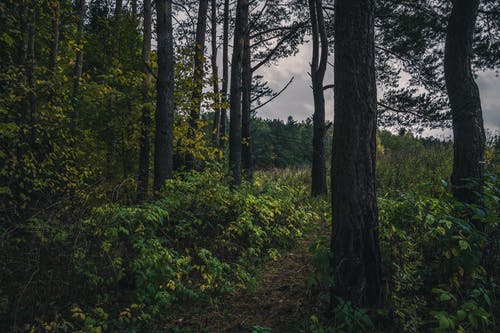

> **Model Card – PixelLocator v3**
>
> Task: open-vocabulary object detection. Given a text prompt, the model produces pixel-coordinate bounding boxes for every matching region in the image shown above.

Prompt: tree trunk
[73,0,85,133]
[186,0,209,170]
[115,0,123,16]
[153,0,175,192]
[50,0,60,71]
[211,0,221,147]
[26,2,36,147]
[220,0,230,149]
[309,0,328,197]
[241,29,252,178]
[331,0,382,308]
[19,1,28,67]
[131,0,138,20]
[229,0,249,186]
[137,0,152,201]
[444,0,485,205]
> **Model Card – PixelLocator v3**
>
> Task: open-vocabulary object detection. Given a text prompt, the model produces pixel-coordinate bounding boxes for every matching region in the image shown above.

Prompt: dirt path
[175,225,328,333]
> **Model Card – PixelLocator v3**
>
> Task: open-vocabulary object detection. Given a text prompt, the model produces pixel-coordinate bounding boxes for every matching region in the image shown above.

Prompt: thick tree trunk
[444,0,485,205]
[137,0,153,201]
[309,0,328,197]
[229,0,249,186]
[153,0,175,192]
[211,0,221,147]
[220,0,230,149]
[50,1,60,71]
[241,30,252,178]
[186,0,209,170]
[331,0,382,308]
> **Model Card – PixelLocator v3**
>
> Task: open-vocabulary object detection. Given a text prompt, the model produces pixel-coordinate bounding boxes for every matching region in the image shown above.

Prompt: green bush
[379,175,499,332]
[6,167,318,332]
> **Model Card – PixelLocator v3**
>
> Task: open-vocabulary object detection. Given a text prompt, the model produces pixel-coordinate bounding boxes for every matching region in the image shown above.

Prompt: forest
[0,0,499,332]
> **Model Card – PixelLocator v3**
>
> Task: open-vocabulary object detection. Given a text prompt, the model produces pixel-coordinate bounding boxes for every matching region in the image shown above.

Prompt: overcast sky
[254,43,500,137]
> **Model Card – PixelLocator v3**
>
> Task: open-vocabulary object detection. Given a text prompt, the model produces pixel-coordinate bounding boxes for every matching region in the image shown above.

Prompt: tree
[220,0,230,148]
[137,0,153,200]
[115,0,123,16]
[154,0,175,192]
[331,0,382,308]
[229,0,249,186]
[186,0,209,169]
[309,0,328,196]
[49,0,60,71]
[374,0,499,130]
[240,0,309,178]
[72,0,85,132]
[210,0,221,147]
[445,0,485,204]
[241,19,252,178]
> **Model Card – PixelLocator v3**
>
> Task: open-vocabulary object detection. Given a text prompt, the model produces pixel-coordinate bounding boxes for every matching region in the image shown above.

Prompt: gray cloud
[477,71,500,135]
[256,44,500,136]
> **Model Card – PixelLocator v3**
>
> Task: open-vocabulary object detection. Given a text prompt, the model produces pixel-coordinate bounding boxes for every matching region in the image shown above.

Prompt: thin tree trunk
[131,0,138,20]
[331,0,382,308]
[310,0,328,197]
[241,29,252,178]
[19,1,28,67]
[18,0,29,132]
[220,0,230,149]
[137,0,152,201]
[27,3,36,148]
[50,0,60,72]
[153,0,175,192]
[211,0,221,147]
[73,0,85,133]
[444,0,485,205]
[229,0,249,186]
[186,0,209,170]
[115,0,123,16]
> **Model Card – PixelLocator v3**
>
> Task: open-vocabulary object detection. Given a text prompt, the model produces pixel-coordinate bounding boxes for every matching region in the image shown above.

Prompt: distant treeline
[244,117,468,170]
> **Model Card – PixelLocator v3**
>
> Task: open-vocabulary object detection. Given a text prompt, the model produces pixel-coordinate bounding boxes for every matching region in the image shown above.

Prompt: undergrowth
[0,167,318,332]
[306,173,499,332]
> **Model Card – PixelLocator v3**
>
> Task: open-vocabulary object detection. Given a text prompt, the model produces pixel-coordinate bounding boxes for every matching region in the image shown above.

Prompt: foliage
[251,116,331,170]
[377,130,453,194]
[0,168,318,332]
[305,142,499,332]
[378,175,499,332]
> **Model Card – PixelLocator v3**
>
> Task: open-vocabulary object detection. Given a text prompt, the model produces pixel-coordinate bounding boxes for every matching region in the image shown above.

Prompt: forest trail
[177,223,329,333]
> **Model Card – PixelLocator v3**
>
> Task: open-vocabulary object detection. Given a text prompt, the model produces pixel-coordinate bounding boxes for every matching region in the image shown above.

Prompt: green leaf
[458,240,470,251]
[456,310,466,321]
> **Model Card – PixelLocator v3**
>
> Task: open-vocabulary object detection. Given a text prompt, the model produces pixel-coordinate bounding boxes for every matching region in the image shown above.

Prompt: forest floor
[174,222,330,333]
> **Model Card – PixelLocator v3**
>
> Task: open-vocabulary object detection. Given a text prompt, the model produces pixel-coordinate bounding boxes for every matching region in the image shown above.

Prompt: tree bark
[309,0,328,197]
[444,0,485,205]
[137,0,153,201]
[229,0,249,186]
[186,0,209,170]
[115,0,123,16]
[331,0,382,308]
[27,2,36,147]
[241,28,252,178]
[50,0,60,72]
[154,0,175,192]
[131,0,138,20]
[220,0,230,149]
[211,0,221,147]
[73,0,86,132]
[19,1,28,67]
